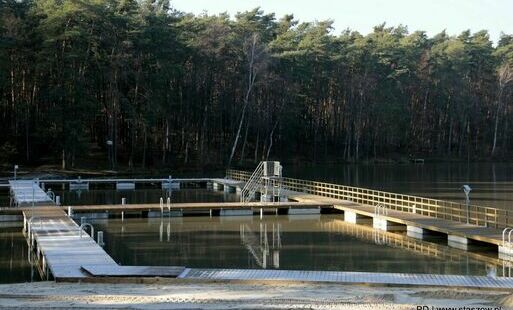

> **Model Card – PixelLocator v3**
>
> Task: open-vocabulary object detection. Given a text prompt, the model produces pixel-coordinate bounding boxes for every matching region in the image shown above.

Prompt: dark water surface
[1,162,513,283]
[53,188,239,206]
[94,215,499,277]
[287,163,513,210]
[0,227,40,283]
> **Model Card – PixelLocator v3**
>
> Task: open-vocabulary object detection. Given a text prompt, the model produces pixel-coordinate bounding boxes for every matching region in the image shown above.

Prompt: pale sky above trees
[173,0,512,43]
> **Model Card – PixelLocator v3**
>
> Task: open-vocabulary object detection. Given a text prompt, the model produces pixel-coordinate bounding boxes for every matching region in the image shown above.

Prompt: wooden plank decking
[23,207,118,279]
[60,201,331,212]
[82,265,186,277]
[23,207,186,280]
[9,180,54,206]
[287,191,505,246]
[179,268,513,289]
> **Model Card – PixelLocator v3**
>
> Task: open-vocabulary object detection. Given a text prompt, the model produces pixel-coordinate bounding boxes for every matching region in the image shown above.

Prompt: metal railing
[227,169,507,229]
[240,162,264,203]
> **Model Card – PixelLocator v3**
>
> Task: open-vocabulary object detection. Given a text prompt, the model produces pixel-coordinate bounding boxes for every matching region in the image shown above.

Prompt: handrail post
[503,228,511,247]
[79,223,94,239]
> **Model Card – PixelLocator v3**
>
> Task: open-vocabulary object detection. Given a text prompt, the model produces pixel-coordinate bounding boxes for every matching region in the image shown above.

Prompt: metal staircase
[240,162,265,203]
[240,161,282,203]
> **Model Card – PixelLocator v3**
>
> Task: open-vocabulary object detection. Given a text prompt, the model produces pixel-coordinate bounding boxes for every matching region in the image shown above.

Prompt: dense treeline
[1,0,513,170]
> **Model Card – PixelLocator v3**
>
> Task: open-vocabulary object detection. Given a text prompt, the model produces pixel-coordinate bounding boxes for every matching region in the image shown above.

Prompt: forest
[1,0,513,171]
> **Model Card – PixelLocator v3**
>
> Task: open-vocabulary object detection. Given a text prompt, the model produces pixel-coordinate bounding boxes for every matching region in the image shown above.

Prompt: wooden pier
[61,201,331,215]
[9,168,513,287]
[226,169,513,261]
[9,180,54,206]
[179,268,513,289]
[22,207,185,281]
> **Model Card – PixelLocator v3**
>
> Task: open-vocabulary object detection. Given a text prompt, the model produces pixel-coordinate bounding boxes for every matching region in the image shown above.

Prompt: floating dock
[9,166,513,288]
[9,180,54,206]
[22,207,184,281]
[179,268,513,289]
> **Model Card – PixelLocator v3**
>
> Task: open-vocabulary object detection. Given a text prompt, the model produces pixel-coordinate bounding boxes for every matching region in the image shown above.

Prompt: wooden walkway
[61,201,330,213]
[23,207,184,280]
[287,191,505,246]
[82,265,185,277]
[23,207,117,279]
[9,180,54,206]
[179,268,513,289]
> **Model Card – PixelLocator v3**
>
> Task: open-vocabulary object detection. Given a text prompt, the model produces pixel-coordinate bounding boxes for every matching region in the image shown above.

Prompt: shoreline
[0,280,511,309]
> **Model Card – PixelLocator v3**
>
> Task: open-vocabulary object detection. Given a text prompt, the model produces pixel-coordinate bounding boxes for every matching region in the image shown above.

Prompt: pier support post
[406,226,428,239]
[448,234,472,250]
[344,211,372,224]
[373,217,406,232]
[224,185,236,193]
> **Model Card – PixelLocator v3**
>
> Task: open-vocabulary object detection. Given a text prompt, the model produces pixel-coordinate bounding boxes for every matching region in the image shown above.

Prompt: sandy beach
[0,280,511,309]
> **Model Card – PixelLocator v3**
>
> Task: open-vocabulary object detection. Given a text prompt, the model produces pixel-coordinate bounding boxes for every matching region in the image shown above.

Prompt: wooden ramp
[179,268,513,288]
[9,180,54,206]
[82,265,185,277]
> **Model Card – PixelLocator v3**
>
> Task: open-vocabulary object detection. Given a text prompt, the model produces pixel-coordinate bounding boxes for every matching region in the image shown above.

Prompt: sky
[172,0,512,43]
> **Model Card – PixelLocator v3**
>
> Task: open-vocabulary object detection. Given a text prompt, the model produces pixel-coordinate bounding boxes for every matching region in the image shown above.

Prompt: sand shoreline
[0,280,512,309]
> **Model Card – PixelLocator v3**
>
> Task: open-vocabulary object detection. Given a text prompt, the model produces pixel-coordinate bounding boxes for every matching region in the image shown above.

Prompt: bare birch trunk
[227,34,261,167]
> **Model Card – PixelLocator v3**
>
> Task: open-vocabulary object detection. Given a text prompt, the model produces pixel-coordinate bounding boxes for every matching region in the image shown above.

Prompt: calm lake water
[95,215,498,276]
[0,227,39,283]
[287,163,513,210]
[1,162,513,283]
[52,188,239,206]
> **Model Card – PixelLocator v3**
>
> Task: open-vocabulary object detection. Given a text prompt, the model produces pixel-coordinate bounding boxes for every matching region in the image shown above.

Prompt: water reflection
[54,188,239,206]
[288,163,513,210]
[0,227,41,283]
[95,215,507,276]
[240,223,281,269]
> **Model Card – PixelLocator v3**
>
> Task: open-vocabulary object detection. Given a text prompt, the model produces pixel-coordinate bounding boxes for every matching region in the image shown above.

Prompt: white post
[167,197,171,213]
[55,196,61,205]
[260,208,263,220]
[97,231,105,246]
[160,197,164,216]
[68,206,73,217]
